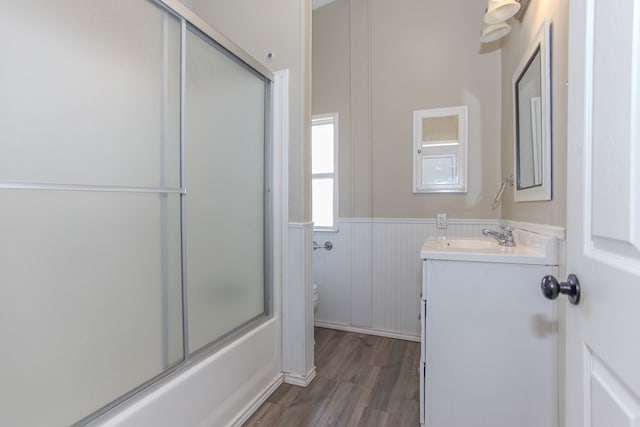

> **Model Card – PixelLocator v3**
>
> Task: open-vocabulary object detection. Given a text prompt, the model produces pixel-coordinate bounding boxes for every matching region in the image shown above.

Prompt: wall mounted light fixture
[480,21,513,43]
[480,0,523,43]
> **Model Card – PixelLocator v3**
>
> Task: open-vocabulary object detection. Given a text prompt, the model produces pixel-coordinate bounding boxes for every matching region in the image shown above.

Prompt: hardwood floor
[243,327,420,427]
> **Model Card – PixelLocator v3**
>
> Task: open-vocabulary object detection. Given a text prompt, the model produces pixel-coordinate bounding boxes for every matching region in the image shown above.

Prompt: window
[413,106,468,193]
[312,113,338,229]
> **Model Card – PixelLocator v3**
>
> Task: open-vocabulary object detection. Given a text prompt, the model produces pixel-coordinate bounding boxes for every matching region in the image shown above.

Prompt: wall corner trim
[283,366,317,387]
[283,222,314,383]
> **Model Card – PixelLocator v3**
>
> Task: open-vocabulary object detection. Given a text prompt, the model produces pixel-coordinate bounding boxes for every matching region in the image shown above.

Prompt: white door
[565,0,640,425]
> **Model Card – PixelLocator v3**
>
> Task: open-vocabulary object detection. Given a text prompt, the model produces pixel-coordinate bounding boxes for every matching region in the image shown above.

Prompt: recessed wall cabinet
[413,106,468,193]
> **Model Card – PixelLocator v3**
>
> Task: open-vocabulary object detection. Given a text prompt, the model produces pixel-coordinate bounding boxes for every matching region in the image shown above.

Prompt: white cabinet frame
[412,105,468,193]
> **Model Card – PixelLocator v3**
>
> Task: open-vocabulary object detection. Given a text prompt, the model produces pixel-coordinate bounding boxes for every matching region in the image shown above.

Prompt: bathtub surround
[96,321,283,427]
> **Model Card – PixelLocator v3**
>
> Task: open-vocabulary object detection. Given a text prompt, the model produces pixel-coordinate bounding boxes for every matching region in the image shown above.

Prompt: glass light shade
[484,0,521,24]
[480,21,512,43]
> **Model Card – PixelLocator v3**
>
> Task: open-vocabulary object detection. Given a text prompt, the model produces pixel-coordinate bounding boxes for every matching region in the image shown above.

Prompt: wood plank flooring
[243,327,420,427]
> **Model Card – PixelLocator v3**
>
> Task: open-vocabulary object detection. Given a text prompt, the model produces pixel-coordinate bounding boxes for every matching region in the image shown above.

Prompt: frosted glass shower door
[0,1,273,424]
[184,30,267,353]
[0,2,183,425]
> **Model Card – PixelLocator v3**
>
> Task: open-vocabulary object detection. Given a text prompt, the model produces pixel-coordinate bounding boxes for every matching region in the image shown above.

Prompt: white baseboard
[229,373,284,427]
[314,321,420,342]
[283,366,317,387]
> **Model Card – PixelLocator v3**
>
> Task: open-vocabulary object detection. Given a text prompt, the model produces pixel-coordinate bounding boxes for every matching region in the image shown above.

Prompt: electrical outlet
[436,213,447,229]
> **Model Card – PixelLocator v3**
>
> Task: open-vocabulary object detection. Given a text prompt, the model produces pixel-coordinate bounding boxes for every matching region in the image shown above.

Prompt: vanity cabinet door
[424,260,558,427]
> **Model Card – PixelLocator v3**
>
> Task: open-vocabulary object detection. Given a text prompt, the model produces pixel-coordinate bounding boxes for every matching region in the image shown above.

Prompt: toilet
[312,283,319,315]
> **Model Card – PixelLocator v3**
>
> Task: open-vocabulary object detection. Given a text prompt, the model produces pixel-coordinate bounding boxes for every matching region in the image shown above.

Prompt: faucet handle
[501,227,516,246]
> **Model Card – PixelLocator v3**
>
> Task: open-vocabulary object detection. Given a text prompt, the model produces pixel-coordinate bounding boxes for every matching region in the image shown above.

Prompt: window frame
[311,113,339,231]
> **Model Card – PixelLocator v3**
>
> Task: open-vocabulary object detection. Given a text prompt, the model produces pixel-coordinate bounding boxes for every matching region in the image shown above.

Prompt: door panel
[567,0,640,425]
[587,351,640,426]
[184,28,267,354]
[590,0,640,260]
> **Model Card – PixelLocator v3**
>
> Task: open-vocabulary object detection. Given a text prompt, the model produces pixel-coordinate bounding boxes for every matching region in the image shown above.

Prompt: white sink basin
[421,233,558,265]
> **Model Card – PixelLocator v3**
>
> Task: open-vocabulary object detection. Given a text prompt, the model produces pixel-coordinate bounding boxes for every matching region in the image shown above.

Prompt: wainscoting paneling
[312,226,351,325]
[350,220,373,327]
[372,221,427,335]
[313,218,498,338]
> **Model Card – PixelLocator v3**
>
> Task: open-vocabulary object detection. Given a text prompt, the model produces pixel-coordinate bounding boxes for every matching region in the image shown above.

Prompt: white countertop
[421,233,558,265]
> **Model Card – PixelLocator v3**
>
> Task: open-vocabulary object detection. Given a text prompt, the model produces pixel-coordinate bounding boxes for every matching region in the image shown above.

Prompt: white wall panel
[350,221,373,327]
[372,222,421,335]
[283,223,316,385]
[313,227,351,325]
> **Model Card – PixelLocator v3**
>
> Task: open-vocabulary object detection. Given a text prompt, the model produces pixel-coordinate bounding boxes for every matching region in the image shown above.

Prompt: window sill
[313,227,339,233]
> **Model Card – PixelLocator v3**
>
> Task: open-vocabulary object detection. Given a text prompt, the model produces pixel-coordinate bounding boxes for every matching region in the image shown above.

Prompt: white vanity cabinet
[420,237,559,427]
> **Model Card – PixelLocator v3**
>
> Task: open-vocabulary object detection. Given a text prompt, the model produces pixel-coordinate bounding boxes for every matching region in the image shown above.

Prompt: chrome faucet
[482,226,516,247]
